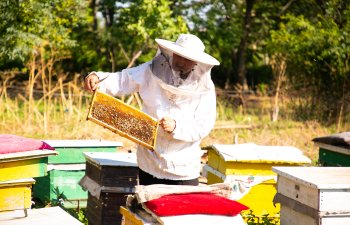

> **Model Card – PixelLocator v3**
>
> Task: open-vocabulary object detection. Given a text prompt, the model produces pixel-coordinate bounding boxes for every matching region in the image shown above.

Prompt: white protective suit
[94,51,216,180]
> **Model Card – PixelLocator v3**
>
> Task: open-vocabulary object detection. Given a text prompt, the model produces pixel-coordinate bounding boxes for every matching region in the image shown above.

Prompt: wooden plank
[321,216,350,225]
[314,142,350,156]
[276,174,320,210]
[0,150,56,163]
[280,205,318,225]
[84,152,138,167]
[319,190,350,211]
[0,206,83,225]
[43,140,123,148]
[273,167,350,189]
[280,204,350,225]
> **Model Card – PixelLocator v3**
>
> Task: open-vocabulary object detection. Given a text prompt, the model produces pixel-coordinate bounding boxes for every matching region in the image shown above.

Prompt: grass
[0,78,336,160]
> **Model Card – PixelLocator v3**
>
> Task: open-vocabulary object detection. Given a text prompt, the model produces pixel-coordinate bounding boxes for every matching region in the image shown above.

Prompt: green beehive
[312,132,350,167]
[45,140,123,164]
[33,140,123,208]
[314,142,350,166]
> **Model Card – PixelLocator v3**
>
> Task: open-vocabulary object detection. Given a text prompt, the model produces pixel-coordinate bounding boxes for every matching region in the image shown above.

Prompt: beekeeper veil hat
[152,34,220,95]
[155,34,220,66]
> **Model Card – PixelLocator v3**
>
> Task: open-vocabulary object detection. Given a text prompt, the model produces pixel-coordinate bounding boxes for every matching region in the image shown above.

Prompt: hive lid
[0,150,57,163]
[43,139,123,148]
[84,152,137,167]
[87,90,159,150]
[272,166,350,189]
[0,178,36,187]
[210,143,311,164]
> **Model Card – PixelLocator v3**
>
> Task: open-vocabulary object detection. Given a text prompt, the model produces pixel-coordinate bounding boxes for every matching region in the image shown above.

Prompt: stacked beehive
[273,167,350,225]
[33,140,122,208]
[0,135,57,214]
[80,152,139,225]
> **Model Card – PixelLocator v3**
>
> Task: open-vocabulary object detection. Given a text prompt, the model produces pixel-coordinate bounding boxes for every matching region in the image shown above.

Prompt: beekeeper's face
[172,53,196,75]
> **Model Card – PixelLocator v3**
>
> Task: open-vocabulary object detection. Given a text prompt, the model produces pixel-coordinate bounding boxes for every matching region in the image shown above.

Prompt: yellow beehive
[87,90,159,151]
[0,178,35,212]
[0,150,57,182]
[206,143,311,218]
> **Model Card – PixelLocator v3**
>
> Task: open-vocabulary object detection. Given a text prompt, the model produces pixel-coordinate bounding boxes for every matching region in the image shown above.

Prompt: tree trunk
[225,48,237,90]
[236,0,255,90]
[270,55,286,122]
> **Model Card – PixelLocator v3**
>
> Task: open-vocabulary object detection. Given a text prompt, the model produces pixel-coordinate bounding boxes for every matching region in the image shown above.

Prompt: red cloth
[144,192,249,217]
[0,134,55,154]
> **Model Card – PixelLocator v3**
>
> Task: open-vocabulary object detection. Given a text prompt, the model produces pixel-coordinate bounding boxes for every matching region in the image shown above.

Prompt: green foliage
[267,1,350,123]
[245,210,280,225]
[80,0,189,72]
[65,208,88,225]
[0,0,89,68]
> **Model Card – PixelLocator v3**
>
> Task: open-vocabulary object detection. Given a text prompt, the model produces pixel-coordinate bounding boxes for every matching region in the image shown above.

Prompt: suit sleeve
[94,63,149,96]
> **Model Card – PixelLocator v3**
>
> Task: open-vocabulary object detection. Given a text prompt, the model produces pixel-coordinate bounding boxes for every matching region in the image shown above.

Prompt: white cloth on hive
[203,165,276,200]
[135,183,233,203]
[160,214,247,225]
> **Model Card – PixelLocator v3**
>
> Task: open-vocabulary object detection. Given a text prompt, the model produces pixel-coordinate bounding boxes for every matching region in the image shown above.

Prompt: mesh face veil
[151,47,215,97]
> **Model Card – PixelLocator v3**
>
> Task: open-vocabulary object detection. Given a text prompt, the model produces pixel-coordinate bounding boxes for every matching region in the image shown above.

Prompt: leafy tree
[0,0,89,69]
[76,0,188,73]
[267,0,350,125]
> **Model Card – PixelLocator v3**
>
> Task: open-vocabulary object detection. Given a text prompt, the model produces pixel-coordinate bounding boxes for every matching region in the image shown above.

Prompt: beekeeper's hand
[84,72,99,92]
[159,117,176,133]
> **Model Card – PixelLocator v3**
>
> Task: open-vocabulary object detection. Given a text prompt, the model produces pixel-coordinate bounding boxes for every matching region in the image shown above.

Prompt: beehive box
[81,152,139,225]
[314,142,350,166]
[84,152,139,188]
[0,178,35,212]
[312,132,350,166]
[87,192,133,225]
[43,140,123,164]
[33,140,122,208]
[273,166,350,225]
[0,150,56,182]
[206,143,311,218]
[87,90,159,150]
[33,165,87,208]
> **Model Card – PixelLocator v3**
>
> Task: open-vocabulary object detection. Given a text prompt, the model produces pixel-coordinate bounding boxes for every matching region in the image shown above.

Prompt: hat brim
[155,39,220,66]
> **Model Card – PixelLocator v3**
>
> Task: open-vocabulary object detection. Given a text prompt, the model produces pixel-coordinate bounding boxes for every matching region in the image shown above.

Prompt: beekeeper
[84,34,220,186]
